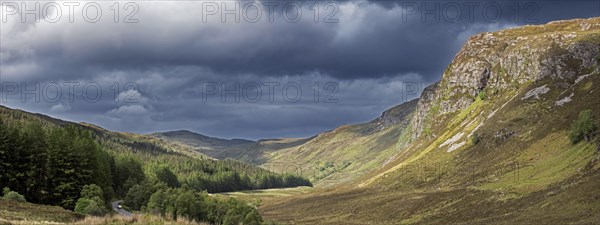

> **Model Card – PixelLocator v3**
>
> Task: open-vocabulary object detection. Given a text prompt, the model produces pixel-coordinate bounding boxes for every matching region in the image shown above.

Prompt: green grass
[266,115,415,185]
[259,52,600,225]
[478,132,597,193]
[255,17,600,225]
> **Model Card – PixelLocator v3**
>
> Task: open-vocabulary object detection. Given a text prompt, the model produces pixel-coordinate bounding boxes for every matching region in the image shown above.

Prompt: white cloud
[107,104,148,117]
[49,103,71,113]
[116,89,148,104]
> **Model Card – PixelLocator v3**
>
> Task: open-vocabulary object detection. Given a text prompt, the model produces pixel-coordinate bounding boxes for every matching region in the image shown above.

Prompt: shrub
[243,210,263,225]
[423,127,433,137]
[74,198,93,213]
[471,133,481,145]
[146,189,168,215]
[2,187,26,202]
[3,191,27,202]
[221,198,262,225]
[75,199,107,216]
[477,91,487,101]
[74,184,107,216]
[124,182,161,210]
[80,185,103,199]
[569,109,598,144]
[75,198,108,216]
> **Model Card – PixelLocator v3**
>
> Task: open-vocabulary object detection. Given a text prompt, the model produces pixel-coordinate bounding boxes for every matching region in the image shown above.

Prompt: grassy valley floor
[258,166,600,225]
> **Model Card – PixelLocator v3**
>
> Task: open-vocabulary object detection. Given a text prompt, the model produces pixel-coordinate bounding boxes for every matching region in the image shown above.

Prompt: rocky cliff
[370,98,418,132]
[412,17,600,139]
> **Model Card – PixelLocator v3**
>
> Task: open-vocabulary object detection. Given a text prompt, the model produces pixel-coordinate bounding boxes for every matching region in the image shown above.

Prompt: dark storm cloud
[1,0,597,139]
[4,0,597,81]
[0,1,499,81]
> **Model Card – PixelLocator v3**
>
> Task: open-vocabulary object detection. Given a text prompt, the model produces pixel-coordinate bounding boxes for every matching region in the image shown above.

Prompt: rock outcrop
[371,98,418,131]
[411,17,600,139]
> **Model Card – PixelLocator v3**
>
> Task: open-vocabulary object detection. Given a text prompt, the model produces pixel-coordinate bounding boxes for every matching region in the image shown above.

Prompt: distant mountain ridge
[152,98,420,184]
[151,130,256,160]
[154,130,254,145]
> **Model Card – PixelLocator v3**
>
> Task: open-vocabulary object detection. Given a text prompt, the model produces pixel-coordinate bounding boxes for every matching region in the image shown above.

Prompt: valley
[178,17,600,224]
[255,17,600,224]
[1,16,599,225]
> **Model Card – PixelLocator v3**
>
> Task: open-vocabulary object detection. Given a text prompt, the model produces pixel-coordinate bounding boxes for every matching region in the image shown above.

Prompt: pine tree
[0,121,12,188]
[21,123,48,203]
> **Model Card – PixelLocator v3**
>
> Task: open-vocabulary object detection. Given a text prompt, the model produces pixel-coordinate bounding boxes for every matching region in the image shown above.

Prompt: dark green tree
[570,109,598,143]
[155,166,180,188]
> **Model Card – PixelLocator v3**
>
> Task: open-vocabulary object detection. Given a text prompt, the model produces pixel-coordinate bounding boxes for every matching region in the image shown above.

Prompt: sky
[0,0,598,140]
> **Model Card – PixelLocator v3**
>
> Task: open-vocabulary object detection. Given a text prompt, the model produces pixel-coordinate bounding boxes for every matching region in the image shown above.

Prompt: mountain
[259,98,419,185]
[0,104,311,224]
[3,16,598,225]
[259,17,600,224]
[410,17,600,141]
[154,98,419,185]
[152,130,255,160]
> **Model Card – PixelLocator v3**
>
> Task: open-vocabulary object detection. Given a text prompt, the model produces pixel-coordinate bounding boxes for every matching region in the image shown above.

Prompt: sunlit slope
[260,17,600,224]
[366,17,600,189]
[261,99,418,185]
[154,99,419,186]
